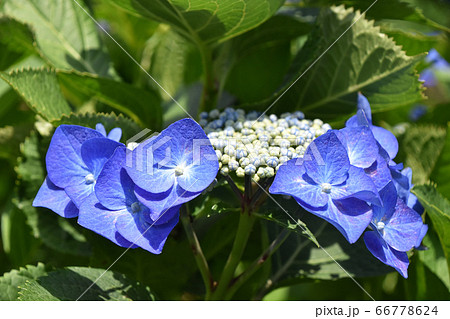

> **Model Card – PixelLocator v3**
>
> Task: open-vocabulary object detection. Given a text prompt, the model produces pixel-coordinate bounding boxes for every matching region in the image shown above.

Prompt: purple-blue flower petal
[383,198,424,252]
[95,147,136,211]
[78,193,134,248]
[107,128,122,142]
[81,137,123,177]
[364,155,392,191]
[46,125,102,189]
[303,131,350,185]
[95,123,107,136]
[371,125,398,159]
[33,177,79,218]
[115,206,179,254]
[364,231,409,278]
[269,161,328,208]
[338,126,378,168]
[330,166,381,206]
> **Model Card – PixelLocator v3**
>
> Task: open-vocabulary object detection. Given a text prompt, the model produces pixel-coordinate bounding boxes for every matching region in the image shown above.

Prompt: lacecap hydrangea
[34,119,219,254]
[270,93,427,277]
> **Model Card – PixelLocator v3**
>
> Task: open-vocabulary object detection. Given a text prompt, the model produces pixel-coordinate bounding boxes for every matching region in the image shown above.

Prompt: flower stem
[209,210,255,300]
[180,205,213,299]
[223,228,291,300]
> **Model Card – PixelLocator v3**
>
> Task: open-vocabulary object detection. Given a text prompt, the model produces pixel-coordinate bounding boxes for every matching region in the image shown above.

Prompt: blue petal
[95,123,107,136]
[78,193,134,248]
[269,160,328,208]
[33,177,78,218]
[371,182,397,222]
[357,93,372,124]
[330,166,381,206]
[115,206,179,254]
[364,231,409,278]
[371,125,398,159]
[64,181,95,208]
[108,128,122,142]
[303,131,350,185]
[125,135,176,194]
[338,126,378,168]
[407,193,424,215]
[383,198,424,252]
[95,147,136,211]
[299,197,372,243]
[46,125,102,189]
[81,137,123,177]
[415,224,428,248]
[364,155,392,191]
[134,185,200,220]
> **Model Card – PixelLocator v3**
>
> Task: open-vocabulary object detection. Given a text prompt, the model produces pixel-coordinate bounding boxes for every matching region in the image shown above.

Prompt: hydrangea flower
[346,93,399,160]
[78,147,179,253]
[126,118,219,216]
[420,49,450,87]
[269,131,380,243]
[33,124,123,216]
[363,182,425,278]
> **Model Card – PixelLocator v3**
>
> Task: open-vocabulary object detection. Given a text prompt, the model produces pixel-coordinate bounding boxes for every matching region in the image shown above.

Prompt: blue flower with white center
[33,125,123,217]
[269,131,380,243]
[346,93,399,159]
[126,118,219,216]
[95,123,122,142]
[363,182,425,278]
[78,147,180,253]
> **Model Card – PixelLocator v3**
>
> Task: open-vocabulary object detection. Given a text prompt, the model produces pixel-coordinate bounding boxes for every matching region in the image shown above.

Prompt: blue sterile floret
[363,182,424,278]
[78,147,180,253]
[34,119,218,254]
[33,124,123,217]
[269,131,380,243]
[269,93,428,277]
[125,118,219,217]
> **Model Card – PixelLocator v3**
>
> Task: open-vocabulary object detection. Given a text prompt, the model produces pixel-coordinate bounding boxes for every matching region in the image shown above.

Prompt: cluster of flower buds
[199,108,332,182]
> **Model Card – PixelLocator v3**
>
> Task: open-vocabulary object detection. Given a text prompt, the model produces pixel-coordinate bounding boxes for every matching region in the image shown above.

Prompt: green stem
[198,42,217,114]
[223,228,291,300]
[209,211,256,300]
[180,205,213,299]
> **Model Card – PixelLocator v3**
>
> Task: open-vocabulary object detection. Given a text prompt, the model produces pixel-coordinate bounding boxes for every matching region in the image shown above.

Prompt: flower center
[320,183,332,194]
[376,221,385,231]
[85,173,95,185]
[174,166,184,176]
[131,202,141,213]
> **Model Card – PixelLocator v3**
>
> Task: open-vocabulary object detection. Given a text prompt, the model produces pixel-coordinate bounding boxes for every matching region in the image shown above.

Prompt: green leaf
[1,200,39,268]
[18,267,155,301]
[418,223,450,291]
[0,67,71,122]
[413,185,450,276]
[0,17,36,70]
[108,0,284,44]
[0,263,47,301]
[56,71,162,129]
[265,5,424,120]
[221,15,310,103]
[401,125,447,184]
[52,112,142,143]
[256,195,320,247]
[3,0,114,76]
[143,26,202,101]
[430,124,450,196]
[378,20,440,56]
